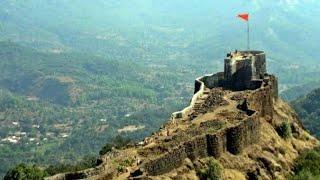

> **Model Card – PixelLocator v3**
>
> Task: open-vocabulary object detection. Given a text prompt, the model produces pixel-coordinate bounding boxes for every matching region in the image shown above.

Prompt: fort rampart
[171,72,225,119]
[142,117,261,176]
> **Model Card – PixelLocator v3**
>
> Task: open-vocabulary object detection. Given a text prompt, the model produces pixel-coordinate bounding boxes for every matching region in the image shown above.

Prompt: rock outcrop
[46,51,318,180]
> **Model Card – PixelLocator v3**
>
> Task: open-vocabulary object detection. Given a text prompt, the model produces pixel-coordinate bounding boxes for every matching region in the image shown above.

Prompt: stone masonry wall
[200,72,224,89]
[184,136,208,161]
[252,53,266,80]
[226,117,261,154]
[143,145,187,176]
[206,131,227,158]
[247,75,278,122]
[142,116,261,176]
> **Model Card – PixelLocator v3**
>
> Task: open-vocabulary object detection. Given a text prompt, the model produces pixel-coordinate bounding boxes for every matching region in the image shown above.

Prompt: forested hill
[0,41,191,178]
[0,41,146,106]
[292,88,320,137]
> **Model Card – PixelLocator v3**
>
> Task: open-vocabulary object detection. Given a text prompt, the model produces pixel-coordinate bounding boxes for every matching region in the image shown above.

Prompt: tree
[290,146,320,179]
[4,164,46,180]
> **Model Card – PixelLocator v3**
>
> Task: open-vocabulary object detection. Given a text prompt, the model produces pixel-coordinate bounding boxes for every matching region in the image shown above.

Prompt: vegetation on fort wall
[289,146,320,180]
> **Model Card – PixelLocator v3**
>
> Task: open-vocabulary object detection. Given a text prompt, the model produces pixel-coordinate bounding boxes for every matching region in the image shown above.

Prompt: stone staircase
[189,89,210,120]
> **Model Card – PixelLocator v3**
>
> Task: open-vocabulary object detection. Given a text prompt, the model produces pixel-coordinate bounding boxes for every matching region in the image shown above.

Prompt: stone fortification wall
[142,117,261,176]
[172,73,225,119]
[184,136,208,161]
[224,51,266,90]
[226,117,261,154]
[206,131,227,158]
[225,58,253,90]
[171,76,205,119]
[142,54,276,176]
[269,75,278,99]
[171,72,226,119]
[45,161,111,180]
[247,75,278,122]
[143,145,187,176]
[251,52,266,79]
[200,72,224,89]
[172,50,271,119]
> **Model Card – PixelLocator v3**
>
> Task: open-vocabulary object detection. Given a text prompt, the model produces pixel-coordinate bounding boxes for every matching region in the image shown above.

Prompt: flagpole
[247,20,250,50]
[237,13,250,50]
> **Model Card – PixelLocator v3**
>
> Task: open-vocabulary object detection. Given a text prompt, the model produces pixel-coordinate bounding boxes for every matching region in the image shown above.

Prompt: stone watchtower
[224,51,266,90]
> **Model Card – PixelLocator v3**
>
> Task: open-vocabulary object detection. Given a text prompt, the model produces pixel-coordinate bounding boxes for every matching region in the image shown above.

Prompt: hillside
[43,51,318,180]
[0,41,193,178]
[280,81,320,101]
[292,88,320,137]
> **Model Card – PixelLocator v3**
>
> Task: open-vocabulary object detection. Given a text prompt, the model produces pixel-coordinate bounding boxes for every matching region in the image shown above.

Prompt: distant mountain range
[1,0,320,94]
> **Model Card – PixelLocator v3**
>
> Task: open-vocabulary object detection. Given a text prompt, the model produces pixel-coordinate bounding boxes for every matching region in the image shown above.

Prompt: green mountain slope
[281,81,320,101]
[292,88,320,137]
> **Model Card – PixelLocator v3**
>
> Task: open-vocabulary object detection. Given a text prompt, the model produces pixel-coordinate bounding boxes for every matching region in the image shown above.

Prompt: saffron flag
[238,13,249,21]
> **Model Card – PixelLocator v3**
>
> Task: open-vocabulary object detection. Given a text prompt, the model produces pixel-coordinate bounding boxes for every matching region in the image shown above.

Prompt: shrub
[99,136,131,155]
[116,165,125,173]
[45,155,97,176]
[99,143,113,155]
[4,164,46,180]
[291,170,320,180]
[276,121,292,139]
[290,146,320,180]
[197,158,222,180]
[207,159,222,180]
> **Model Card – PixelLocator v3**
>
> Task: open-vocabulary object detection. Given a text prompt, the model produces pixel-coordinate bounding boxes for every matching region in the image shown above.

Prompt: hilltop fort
[172,50,277,120]
[47,51,317,180]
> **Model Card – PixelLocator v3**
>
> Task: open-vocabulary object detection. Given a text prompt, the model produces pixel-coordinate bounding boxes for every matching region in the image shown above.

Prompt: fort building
[224,50,266,90]
[172,50,277,120]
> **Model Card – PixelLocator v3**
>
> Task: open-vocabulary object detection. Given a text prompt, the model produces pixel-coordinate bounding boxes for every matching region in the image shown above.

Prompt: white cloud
[267,27,278,39]
[279,0,300,11]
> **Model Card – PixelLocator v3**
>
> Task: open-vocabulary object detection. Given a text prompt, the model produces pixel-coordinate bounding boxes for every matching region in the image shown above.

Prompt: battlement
[224,50,266,90]
[192,50,267,91]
